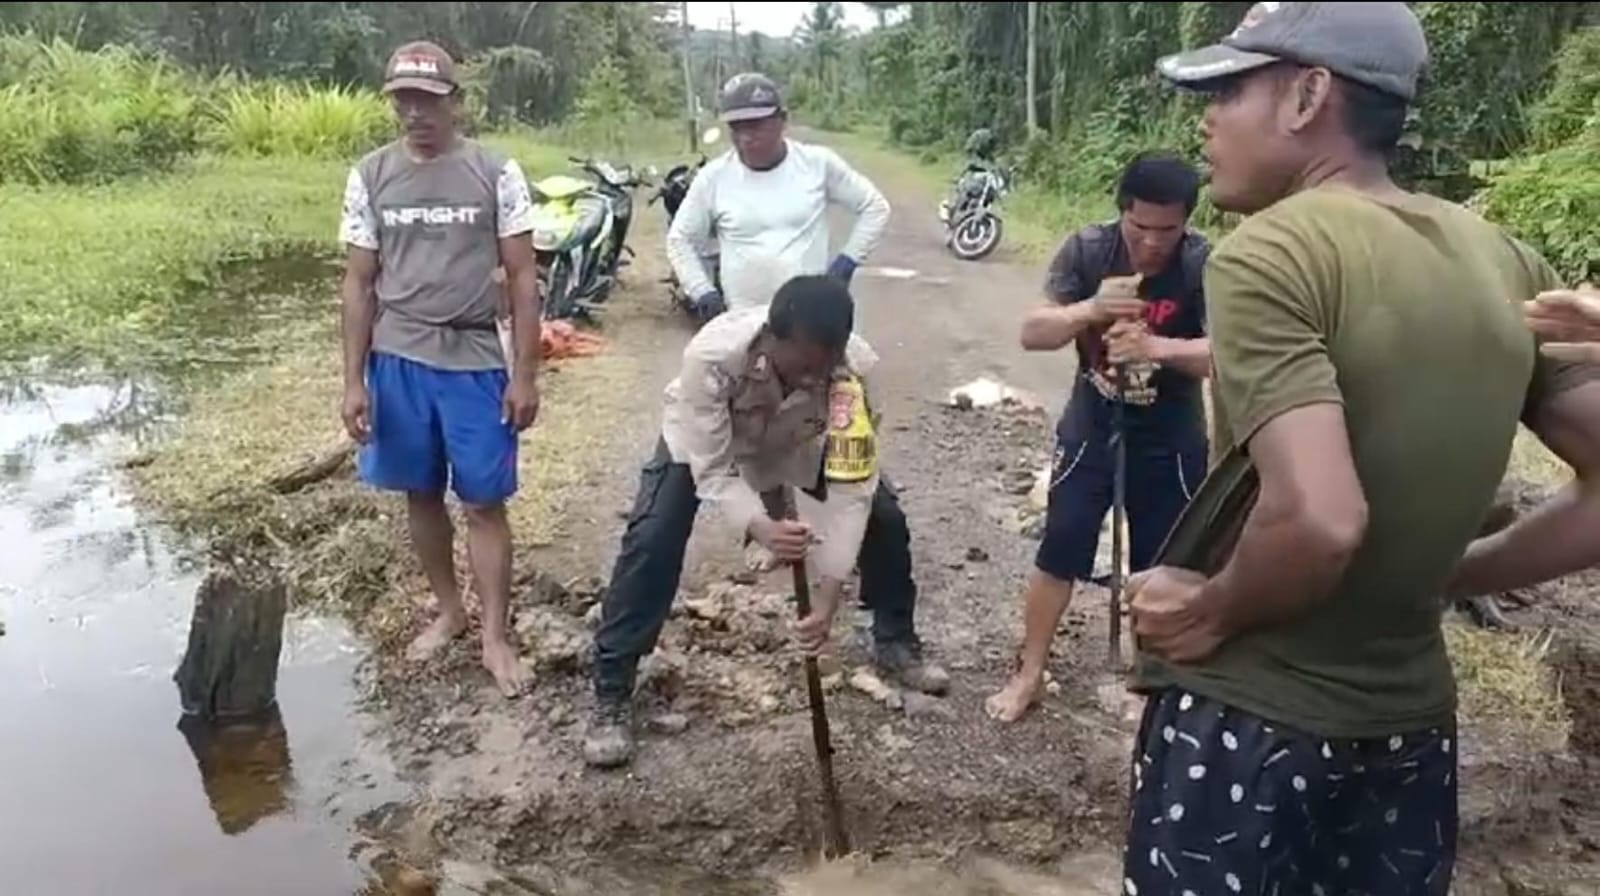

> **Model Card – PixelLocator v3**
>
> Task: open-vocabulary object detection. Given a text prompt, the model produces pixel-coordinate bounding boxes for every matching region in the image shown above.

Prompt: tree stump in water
[176,705,294,836]
[173,564,288,722]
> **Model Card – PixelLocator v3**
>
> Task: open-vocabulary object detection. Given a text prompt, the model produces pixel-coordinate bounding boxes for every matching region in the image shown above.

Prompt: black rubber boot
[875,640,951,696]
[582,697,635,769]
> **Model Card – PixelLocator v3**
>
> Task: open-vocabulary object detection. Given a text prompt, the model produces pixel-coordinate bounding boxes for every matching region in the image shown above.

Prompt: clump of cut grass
[206,82,395,160]
[1446,620,1571,757]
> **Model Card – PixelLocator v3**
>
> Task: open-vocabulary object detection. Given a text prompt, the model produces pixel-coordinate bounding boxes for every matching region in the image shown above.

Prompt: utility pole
[1026,1,1040,135]
[729,1,739,67]
[680,0,696,152]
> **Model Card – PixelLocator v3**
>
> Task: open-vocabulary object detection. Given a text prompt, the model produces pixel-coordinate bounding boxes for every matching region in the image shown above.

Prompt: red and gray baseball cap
[717,72,785,123]
[1156,2,1428,102]
[382,40,458,96]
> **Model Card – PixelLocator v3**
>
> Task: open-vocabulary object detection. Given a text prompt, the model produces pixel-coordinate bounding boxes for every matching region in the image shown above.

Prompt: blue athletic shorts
[357,352,518,506]
[1035,434,1207,582]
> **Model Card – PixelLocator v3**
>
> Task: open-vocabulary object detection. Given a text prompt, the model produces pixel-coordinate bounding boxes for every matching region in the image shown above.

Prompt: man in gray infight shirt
[338,41,543,697]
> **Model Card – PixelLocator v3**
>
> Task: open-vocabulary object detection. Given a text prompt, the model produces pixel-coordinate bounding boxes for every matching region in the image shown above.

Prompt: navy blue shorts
[1035,435,1207,582]
[1124,688,1458,895]
[357,352,518,506]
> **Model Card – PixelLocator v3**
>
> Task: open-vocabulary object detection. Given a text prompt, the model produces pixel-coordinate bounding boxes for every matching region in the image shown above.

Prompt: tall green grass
[0,35,202,184]
[0,35,399,183]
[206,83,395,159]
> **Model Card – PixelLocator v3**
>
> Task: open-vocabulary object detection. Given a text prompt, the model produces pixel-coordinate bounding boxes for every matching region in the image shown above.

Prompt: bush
[0,35,202,184]
[206,82,395,159]
[0,35,396,182]
[1476,130,1600,284]
[569,55,638,156]
[1527,26,1600,153]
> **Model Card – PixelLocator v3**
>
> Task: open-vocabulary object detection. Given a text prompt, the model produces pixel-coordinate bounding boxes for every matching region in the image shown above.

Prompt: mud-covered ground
[141,139,1600,894]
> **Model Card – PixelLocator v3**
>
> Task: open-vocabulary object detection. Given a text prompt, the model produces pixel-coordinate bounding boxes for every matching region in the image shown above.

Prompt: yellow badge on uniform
[825,375,877,482]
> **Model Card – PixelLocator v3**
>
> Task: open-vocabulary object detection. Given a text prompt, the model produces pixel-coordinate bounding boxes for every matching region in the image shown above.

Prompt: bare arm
[499,233,542,382]
[1192,214,1361,632]
[1151,336,1213,379]
[1024,233,1140,351]
[1449,380,1600,596]
[1201,402,1369,634]
[1021,302,1103,351]
[340,246,378,389]
[336,166,381,391]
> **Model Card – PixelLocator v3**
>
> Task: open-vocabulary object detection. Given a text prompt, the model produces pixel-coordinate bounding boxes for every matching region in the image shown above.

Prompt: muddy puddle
[0,376,411,893]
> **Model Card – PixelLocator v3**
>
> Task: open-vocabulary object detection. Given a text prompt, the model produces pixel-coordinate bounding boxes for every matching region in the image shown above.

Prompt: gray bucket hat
[1156,2,1428,102]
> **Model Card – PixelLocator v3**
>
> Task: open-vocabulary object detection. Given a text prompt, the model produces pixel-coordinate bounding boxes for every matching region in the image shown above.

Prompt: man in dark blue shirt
[987,151,1212,723]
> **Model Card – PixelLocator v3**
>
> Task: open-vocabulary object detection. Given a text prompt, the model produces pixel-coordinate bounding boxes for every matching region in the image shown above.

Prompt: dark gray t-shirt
[339,138,534,371]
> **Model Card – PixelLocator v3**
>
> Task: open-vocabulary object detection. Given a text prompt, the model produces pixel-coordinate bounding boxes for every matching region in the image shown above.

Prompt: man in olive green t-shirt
[1119,4,1600,894]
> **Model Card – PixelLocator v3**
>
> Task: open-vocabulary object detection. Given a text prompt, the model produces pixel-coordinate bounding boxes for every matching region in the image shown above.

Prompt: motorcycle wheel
[950,213,1003,261]
[542,257,577,320]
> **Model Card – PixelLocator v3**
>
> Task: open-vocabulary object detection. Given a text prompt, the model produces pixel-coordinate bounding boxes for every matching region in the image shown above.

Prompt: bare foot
[984,669,1044,723]
[406,610,468,663]
[482,637,532,699]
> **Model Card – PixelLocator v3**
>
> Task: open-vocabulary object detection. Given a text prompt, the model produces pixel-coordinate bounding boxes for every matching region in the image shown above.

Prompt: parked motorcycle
[649,127,725,321]
[528,156,652,321]
[938,160,1010,261]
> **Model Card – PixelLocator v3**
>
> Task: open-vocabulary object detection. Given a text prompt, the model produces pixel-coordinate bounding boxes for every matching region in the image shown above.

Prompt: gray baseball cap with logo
[718,72,785,123]
[1156,2,1429,102]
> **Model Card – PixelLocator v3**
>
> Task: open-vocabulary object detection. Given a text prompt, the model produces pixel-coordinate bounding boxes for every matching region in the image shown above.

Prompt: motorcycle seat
[533,175,593,202]
[568,196,609,247]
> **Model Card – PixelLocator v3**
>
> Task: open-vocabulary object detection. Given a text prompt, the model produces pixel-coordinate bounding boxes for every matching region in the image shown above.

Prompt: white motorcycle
[938,162,1010,262]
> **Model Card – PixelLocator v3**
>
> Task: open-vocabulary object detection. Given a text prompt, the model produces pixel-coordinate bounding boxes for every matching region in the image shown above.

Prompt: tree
[794,1,847,107]
[1025,1,1039,135]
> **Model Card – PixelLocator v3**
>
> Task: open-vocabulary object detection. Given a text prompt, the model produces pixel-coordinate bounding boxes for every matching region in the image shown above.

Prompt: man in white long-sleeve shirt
[666,72,892,317]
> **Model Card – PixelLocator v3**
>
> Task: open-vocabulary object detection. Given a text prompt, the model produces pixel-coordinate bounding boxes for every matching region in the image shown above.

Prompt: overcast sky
[682,2,886,39]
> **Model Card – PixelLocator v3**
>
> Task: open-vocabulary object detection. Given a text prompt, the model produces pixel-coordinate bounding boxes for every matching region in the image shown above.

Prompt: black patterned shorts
[1122,688,1458,896]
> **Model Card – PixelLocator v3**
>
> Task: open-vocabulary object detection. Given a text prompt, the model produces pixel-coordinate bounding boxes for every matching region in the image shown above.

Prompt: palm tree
[794,1,846,99]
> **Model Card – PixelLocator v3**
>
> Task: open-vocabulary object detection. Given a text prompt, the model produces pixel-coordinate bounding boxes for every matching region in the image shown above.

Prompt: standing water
[0,376,407,894]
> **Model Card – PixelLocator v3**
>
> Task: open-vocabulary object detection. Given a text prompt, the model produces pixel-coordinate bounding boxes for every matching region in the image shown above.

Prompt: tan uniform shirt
[660,306,879,581]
